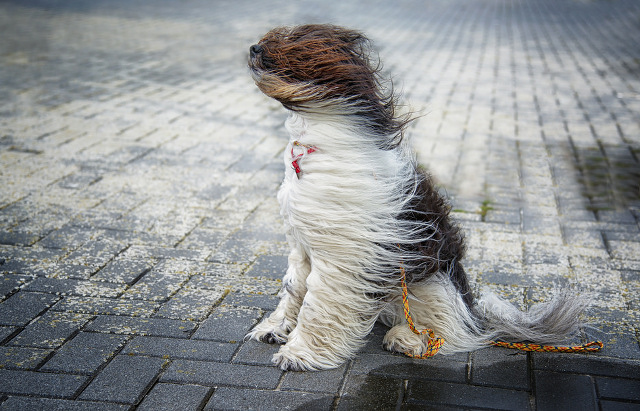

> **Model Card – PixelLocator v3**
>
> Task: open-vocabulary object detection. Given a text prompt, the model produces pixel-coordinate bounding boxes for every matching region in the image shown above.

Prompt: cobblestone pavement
[1,0,639,409]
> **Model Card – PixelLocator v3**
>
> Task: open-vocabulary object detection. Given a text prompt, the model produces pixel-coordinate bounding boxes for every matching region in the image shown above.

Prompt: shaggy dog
[246,24,585,371]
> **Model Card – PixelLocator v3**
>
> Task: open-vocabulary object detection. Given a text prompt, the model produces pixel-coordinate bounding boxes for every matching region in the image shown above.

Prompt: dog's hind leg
[272,259,381,370]
[246,241,310,344]
[382,275,484,356]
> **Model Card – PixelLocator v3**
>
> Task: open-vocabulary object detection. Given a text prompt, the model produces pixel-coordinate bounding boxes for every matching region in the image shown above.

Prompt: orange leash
[399,268,603,358]
[489,339,603,353]
[399,266,445,358]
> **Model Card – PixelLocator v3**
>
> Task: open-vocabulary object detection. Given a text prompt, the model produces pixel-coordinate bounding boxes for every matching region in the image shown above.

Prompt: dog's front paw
[272,344,326,371]
[272,349,311,371]
[245,316,295,345]
[272,334,344,371]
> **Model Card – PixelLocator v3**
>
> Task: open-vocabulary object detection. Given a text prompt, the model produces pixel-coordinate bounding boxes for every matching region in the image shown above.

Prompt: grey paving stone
[84,315,196,337]
[41,332,128,374]
[603,230,640,242]
[154,287,225,321]
[246,255,288,280]
[406,379,530,409]
[121,246,209,262]
[610,241,640,261]
[192,306,262,343]
[187,273,281,295]
[79,355,167,404]
[0,369,86,398]
[522,216,562,236]
[122,336,238,362]
[22,277,126,298]
[337,373,404,411]
[599,400,640,411]
[0,292,59,326]
[37,225,97,250]
[138,383,211,411]
[0,346,51,369]
[178,227,228,250]
[0,326,17,343]
[470,347,530,390]
[0,261,34,277]
[58,172,103,190]
[92,258,155,285]
[233,338,281,366]
[0,397,129,411]
[563,226,606,249]
[206,387,333,411]
[151,258,210,276]
[281,364,347,393]
[52,295,159,317]
[53,264,101,280]
[223,292,280,311]
[200,263,246,278]
[161,360,282,389]
[585,322,640,360]
[534,371,598,411]
[0,249,63,275]
[208,236,260,264]
[122,271,188,301]
[0,230,42,247]
[8,310,91,348]
[484,209,522,225]
[62,239,127,268]
[596,376,640,402]
[350,353,468,383]
[0,273,32,298]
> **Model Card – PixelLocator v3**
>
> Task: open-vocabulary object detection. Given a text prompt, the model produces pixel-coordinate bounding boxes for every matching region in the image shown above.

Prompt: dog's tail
[474,289,587,345]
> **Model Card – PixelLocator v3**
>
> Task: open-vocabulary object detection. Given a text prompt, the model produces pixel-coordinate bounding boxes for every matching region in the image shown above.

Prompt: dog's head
[248,24,376,109]
[249,24,408,144]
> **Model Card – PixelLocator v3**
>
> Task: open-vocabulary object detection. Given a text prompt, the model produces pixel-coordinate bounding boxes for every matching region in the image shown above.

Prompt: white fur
[247,112,420,370]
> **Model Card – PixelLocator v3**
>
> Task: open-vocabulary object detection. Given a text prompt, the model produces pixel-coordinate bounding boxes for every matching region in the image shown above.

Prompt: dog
[246,24,585,371]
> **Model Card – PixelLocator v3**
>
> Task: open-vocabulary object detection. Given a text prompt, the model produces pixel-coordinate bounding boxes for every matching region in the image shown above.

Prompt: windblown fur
[246,24,586,371]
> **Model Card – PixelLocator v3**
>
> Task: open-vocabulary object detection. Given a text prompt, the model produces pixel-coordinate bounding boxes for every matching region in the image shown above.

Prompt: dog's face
[248,24,379,110]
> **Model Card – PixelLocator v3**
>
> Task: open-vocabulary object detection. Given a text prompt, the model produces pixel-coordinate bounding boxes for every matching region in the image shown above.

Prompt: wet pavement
[0,0,639,409]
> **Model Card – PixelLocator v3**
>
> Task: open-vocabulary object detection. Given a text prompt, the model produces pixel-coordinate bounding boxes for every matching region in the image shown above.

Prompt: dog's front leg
[246,242,310,344]
[272,259,379,371]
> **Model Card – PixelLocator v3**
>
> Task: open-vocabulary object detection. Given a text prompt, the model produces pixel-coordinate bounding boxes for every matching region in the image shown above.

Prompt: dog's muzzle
[250,44,263,58]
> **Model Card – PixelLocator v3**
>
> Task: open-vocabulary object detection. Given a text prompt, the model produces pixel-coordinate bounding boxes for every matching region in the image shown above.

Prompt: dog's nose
[250,44,263,57]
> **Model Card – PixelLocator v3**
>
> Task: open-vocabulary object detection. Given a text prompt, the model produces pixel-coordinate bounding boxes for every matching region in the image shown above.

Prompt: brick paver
[1,0,639,409]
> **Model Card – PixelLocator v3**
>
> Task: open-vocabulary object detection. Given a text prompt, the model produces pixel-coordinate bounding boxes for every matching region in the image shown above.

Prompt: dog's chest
[278,114,308,215]
[277,140,304,219]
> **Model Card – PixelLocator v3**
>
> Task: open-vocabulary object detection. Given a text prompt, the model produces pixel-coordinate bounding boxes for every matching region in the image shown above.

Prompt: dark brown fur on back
[404,169,472,307]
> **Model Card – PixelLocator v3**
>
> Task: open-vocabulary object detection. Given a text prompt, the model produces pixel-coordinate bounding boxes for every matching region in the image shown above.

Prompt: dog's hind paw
[383,324,433,357]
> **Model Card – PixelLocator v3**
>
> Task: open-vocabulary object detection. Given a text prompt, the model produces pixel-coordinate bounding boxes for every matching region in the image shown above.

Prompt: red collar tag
[290,141,317,178]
